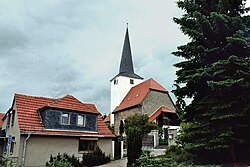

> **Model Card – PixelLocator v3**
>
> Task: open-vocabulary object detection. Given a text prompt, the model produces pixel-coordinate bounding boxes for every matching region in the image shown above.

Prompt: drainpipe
[21,133,31,167]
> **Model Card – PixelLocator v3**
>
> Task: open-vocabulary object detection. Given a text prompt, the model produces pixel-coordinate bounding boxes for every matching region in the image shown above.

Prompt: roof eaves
[20,132,115,138]
[38,106,99,114]
[149,88,168,93]
[113,103,141,113]
[166,92,178,111]
[149,106,163,118]
[110,73,143,82]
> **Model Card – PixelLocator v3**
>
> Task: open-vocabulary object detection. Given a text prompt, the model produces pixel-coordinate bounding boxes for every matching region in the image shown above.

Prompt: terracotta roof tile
[45,95,99,114]
[0,113,5,127]
[14,94,114,137]
[113,78,168,113]
[97,114,113,135]
[104,113,110,123]
[148,106,176,122]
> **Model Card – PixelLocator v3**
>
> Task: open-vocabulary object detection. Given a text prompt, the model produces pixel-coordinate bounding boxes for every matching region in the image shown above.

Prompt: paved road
[96,158,127,167]
[96,149,165,167]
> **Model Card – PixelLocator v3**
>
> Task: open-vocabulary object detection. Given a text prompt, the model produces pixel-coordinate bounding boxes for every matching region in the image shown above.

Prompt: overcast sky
[0,0,249,114]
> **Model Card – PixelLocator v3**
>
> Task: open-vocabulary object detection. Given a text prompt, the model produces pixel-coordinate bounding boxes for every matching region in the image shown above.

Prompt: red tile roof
[148,106,176,122]
[14,94,114,137]
[0,113,5,127]
[44,95,99,114]
[104,113,110,123]
[113,78,168,113]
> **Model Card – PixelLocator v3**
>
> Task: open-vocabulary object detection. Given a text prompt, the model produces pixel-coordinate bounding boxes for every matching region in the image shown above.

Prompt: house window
[130,79,134,84]
[61,113,70,125]
[114,79,118,85]
[79,140,97,152]
[77,115,86,127]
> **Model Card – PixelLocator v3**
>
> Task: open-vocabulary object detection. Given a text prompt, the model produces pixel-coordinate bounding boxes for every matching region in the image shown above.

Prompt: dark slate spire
[115,26,143,80]
[119,27,134,74]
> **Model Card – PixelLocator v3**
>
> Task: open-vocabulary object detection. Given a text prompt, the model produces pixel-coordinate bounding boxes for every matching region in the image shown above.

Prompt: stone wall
[142,134,154,148]
[142,90,176,116]
[113,107,140,135]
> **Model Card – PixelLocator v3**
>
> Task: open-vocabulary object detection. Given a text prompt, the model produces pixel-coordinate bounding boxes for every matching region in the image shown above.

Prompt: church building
[110,27,144,125]
[109,26,179,137]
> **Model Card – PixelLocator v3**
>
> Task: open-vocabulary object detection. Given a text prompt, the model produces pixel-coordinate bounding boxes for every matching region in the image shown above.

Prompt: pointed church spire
[119,26,134,74]
[118,25,143,79]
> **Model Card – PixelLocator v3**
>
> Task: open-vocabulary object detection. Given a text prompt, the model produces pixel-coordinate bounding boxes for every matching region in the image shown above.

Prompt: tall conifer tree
[173,0,250,162]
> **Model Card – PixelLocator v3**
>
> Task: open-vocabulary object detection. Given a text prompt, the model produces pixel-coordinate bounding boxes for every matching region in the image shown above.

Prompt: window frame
[78,139,97,152]
[77,114,86,127]
[61,113,70,125]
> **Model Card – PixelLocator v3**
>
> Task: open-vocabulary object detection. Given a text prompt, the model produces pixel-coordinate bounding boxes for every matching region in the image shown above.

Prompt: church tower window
[114,79,118,85]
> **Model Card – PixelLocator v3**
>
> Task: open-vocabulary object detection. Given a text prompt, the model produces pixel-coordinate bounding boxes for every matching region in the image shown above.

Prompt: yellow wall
[19,135,112,167]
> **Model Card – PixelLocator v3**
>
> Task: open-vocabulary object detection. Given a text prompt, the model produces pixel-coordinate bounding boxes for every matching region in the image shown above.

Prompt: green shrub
[46,156,73,167]
[82,146,110,167]
[107,124,115,134]
[1,158,16,167]
[125,114,157,166]
[61,153,82,167]
[165,145,193,163]
[165,146,223,166]
[132,150,171,167]
[159,138,168,145]
[46,153,81,167]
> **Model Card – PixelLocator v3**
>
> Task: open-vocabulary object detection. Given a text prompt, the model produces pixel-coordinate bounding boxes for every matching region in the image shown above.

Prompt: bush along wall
[82,146,111,167]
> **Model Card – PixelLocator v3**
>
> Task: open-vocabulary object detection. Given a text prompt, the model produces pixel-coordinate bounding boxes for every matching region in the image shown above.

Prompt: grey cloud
[0,0,190,114]
[83,87,110,113]
[0,25,28,51]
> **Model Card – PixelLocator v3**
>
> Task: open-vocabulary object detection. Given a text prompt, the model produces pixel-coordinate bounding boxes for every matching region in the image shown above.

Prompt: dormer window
[77,114,86,127]
[61,113,70,125]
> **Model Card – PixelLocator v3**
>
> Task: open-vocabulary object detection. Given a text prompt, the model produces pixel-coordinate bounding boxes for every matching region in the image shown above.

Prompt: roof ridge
[148,78,168,92]
[15,93,55,100]
[74,98,95,111]
[148,105,176,122]
[130,78,151,88]
[45,95,96,111]
[44,94,74,107]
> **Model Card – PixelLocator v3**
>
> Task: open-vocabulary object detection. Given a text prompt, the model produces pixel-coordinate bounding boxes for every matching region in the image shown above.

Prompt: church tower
[110,26,143,125]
